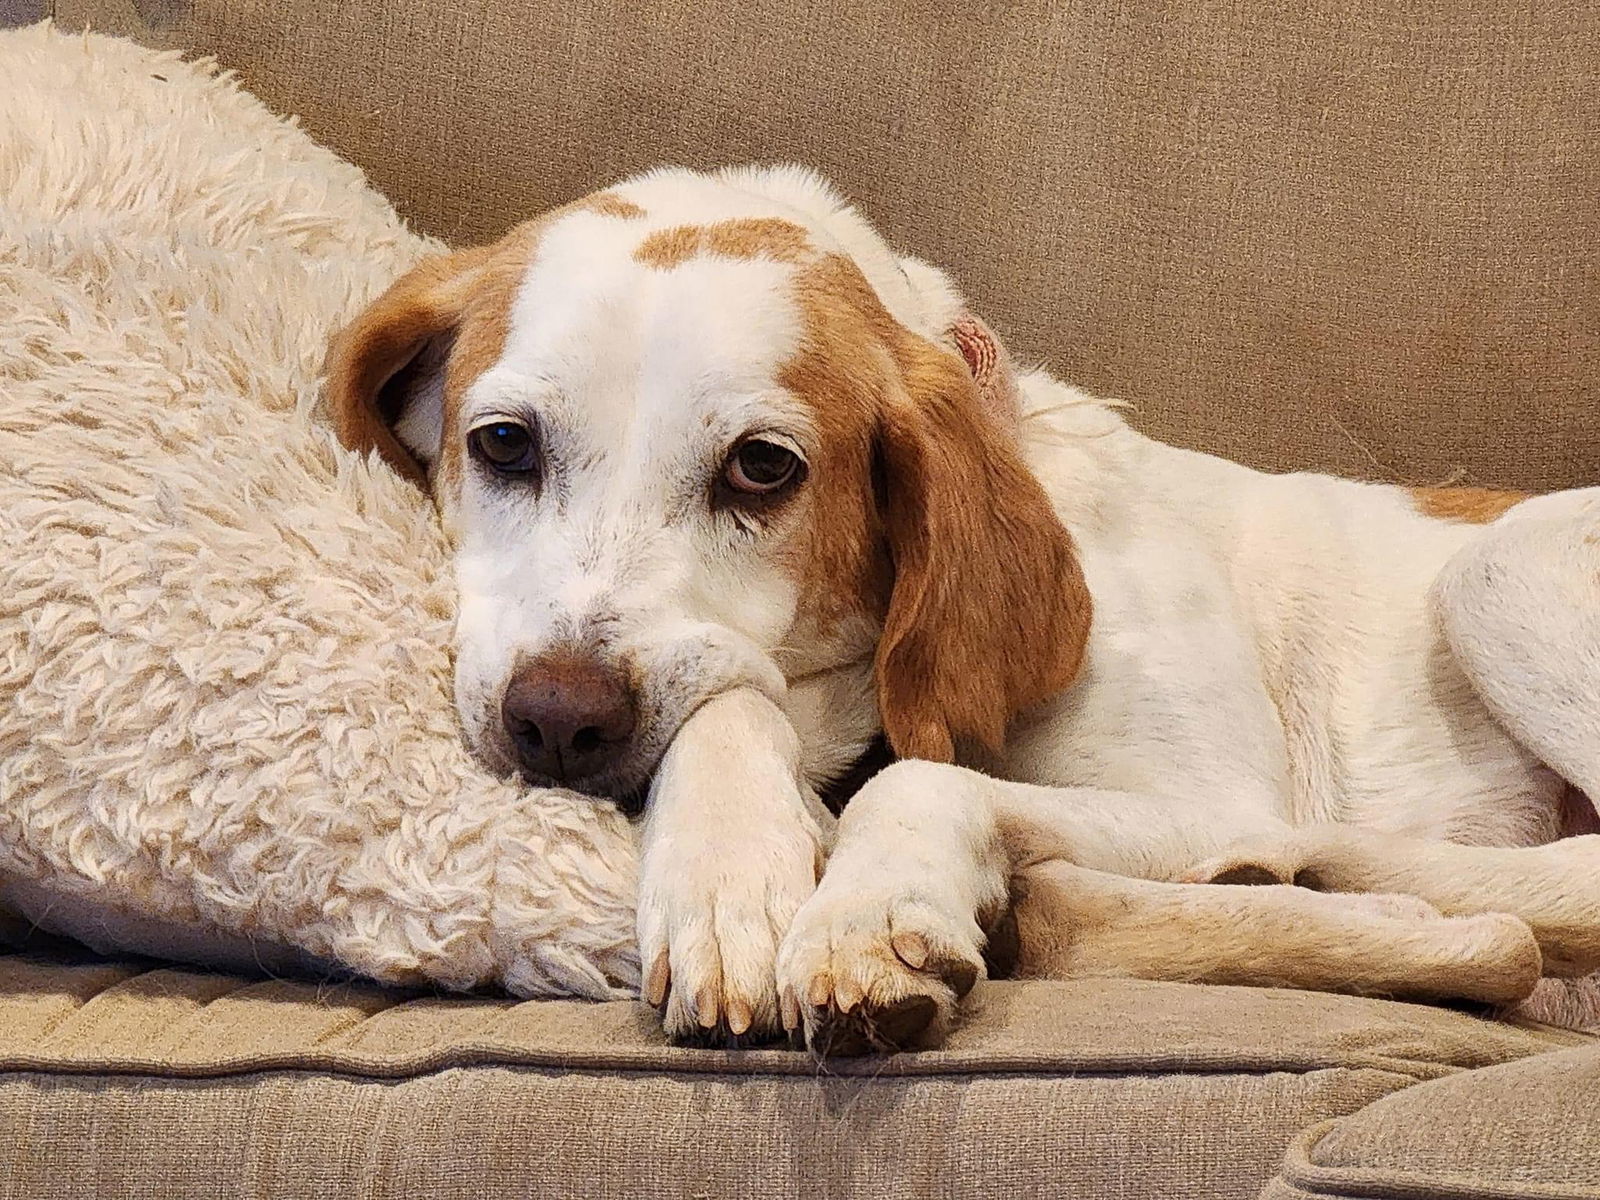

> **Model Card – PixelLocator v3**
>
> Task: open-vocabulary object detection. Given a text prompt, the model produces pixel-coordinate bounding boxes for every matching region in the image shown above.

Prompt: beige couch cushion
[0,950,1583,1199]
[55,0,1600,492]
[1263,1042,1600,1199]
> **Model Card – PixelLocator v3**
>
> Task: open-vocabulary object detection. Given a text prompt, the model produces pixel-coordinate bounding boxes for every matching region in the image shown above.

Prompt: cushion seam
[1273,1119,1600,1200]
[0,1049,1448,1086]
[0,1061,1432,1090]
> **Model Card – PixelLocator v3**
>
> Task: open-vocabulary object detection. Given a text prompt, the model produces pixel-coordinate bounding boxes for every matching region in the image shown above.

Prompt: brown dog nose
[501,650,637,783]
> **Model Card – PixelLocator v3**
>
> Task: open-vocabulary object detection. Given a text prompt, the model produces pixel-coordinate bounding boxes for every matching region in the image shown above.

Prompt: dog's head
[325,166,1089,803]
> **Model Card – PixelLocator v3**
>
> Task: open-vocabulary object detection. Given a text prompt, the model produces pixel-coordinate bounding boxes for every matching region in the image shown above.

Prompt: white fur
[392,169,928,1035]
[779,240,1600,1045]
[773,322,1600,1044]
[425,165,983,804]
[446,236,807,791]
[392,163,1600,1044]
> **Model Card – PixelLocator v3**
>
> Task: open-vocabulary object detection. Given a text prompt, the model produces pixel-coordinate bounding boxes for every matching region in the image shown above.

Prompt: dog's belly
[1001,527,1296,817]
[1261,628,1563,847]
[1234,484,1564,846]
[1001,481,1562,847]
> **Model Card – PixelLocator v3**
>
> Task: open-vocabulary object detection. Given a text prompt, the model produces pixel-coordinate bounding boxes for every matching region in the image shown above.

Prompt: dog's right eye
[724,439,802,495]
[468,421,540,475]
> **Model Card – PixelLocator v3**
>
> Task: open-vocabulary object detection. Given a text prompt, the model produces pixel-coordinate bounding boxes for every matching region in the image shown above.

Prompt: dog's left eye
[468,421,539,475]
[724,439,801,495]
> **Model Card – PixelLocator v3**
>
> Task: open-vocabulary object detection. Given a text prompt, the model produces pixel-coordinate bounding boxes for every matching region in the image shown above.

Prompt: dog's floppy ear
[874,324,1091,762]
[322,246,493,487]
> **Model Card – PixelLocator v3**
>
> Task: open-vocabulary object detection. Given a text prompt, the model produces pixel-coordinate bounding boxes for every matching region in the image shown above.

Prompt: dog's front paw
[637,820,821,1046]
[776,880,985,1056]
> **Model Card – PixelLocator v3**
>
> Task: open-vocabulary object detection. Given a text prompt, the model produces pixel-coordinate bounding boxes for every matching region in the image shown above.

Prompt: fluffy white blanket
[0,23,639,999]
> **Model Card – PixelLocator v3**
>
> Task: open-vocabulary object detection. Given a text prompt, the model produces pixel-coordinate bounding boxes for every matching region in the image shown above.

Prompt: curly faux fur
[0,23,639,999]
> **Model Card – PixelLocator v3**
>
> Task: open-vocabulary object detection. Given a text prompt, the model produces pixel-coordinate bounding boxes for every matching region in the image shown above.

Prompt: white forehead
[465,220,818,459]
[461,163,944,414]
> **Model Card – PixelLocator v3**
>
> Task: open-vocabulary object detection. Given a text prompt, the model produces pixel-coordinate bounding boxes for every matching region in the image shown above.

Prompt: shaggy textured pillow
[0,23,638,999]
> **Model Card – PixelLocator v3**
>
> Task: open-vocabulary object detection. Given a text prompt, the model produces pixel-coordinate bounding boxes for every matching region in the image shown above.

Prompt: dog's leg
[1430,492,1600,803]
[637,687,832,1044]
[1184,824,1600,975]
[775,762,1018,1054]
[776,762,1535,1054]
[775,762,1291,1055]
[1183,497,1600,980]
[1015,862,1537,1004]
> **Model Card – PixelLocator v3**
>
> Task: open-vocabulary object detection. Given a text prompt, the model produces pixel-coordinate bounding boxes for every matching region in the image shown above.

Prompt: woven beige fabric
[1261,1042,1600,1200]
[0,954,1577,1079]
[0,1068,1398,1199]
[59,0,1600,491]
[0,2,48,27]
[0,953,1581,1200]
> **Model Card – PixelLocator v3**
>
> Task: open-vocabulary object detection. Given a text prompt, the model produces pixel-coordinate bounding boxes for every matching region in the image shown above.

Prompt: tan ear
[322,246,493,487]
[874,341,1091,763]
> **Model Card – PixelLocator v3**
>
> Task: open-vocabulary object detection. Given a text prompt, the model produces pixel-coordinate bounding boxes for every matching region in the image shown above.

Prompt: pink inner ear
[951,313,1021,434]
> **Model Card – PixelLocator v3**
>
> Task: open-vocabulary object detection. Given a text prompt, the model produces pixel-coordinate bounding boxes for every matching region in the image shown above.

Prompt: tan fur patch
[775,256,901,640]
[324,214,552,491]
[580,192,646,219]
[430,220,552,495]
[634,218,812,270]
[775,254,1092,762]
[1410,486,1529,524]
[325,243,489,485]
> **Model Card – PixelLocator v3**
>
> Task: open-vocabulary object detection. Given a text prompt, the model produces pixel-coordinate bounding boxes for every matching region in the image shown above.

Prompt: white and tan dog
[326,165,1600,1051]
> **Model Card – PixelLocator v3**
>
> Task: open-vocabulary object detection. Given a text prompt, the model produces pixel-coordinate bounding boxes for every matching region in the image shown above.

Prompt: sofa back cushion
[53,0,1600,490]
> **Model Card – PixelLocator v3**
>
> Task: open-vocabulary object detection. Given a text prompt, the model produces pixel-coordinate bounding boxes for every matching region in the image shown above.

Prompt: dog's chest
[999,528,1294,811]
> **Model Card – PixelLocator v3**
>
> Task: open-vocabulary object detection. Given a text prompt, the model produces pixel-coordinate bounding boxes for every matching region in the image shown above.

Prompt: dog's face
[326,167,1089,803]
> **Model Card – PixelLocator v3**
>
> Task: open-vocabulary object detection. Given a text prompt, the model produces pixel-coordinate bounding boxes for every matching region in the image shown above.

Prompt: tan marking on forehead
[435,193,657,492]
[1410,486,1528,524]
[634,218,813,269]
[579,192,647,219]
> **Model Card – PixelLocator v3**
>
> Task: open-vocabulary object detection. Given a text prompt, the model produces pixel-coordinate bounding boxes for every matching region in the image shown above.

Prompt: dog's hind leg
[1012,862,1538,1006]
[775,762,1537,1054]
[1184,823,1600,976]
[1186,493,1600,984]
[1432,489,1600,805]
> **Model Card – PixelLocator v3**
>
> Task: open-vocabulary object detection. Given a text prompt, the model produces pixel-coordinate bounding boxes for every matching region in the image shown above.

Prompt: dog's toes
[804,993,942,1057]
[638,832,819,1048]
[649,920,789,1047]
[658,979,789,1047]
[796,971,957,1057]
[657,963,790,1047]
[778,894,983,1056]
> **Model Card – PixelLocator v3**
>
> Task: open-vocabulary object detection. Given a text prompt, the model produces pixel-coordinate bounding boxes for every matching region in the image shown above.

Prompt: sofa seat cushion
[1263,1042,1600,1200]
[0,952,1582,1199]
